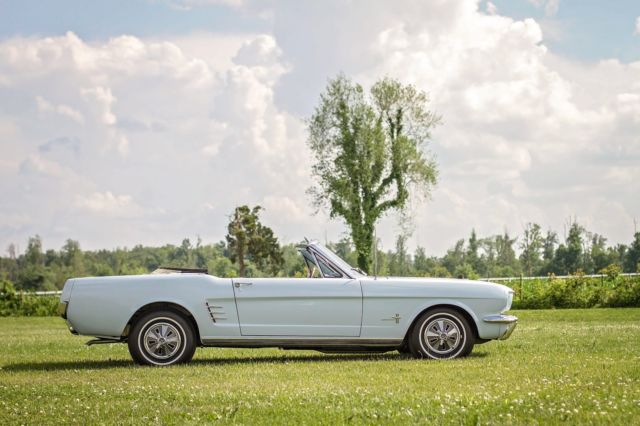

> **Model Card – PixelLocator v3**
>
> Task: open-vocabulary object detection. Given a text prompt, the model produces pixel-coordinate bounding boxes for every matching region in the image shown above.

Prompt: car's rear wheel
[128,310,196,366]
[397,341,411,354]
[409,308,474,359]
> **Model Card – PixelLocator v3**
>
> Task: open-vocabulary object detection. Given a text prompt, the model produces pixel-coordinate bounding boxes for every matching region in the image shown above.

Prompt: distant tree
[208,257,237,278]
[565,222,584,273]
[327,237,358,268]
[280,245,306,277]
[61,239,84,276]
[17,236,51,290]
[519,223,543,276]
[24,236,44,267]
[413,246,429,274]
[171,238,195,267]
[480,237,497,277]
[542,230,557,264]
[466,229,481,274]
[226,205,283,277]
[442,239,466,275]
[590,234,611,273]
[624,232,640,272]
[388,235,412,276]
[495,231,519,276]
[307,75,439,272]
[612,243,628,267]
[7,244,16,260]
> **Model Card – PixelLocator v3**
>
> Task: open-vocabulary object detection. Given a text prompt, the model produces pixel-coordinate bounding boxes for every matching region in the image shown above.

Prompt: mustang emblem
[383,313,402,324]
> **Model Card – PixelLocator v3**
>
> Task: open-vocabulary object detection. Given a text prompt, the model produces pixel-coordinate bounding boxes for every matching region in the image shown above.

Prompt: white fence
[10,272,639,297]
[25,290,63,296]
[486,272,640,282]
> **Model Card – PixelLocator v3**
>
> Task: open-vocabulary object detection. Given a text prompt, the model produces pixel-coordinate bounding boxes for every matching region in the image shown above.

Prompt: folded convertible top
[152,266,208,274]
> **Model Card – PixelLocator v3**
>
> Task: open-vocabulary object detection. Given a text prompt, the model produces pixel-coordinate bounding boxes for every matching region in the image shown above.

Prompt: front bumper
[483,314,518,340]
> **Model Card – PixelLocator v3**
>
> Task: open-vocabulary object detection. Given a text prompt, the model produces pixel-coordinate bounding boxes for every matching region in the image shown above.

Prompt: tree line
[1,216,639,292]
[1,75,639,291]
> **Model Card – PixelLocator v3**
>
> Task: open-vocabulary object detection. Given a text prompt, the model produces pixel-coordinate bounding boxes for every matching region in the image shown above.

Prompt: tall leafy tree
[519,223,543,276]
[307,75,439,272]
[226,205,283,277]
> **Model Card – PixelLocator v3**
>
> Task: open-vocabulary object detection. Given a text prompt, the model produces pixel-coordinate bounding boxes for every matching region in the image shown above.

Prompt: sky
[0,0,639,255]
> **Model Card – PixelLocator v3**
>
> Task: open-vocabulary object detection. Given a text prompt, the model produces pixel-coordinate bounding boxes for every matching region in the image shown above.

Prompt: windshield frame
[297,241,365,279]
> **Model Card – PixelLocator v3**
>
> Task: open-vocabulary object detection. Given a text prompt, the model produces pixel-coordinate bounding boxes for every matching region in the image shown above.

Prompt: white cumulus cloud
[36,96,84,123]
[0,0,638,255]
[75,191,139,215]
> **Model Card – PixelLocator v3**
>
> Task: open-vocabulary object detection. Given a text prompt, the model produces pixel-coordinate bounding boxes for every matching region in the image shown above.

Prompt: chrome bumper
[58,301,68,319]
[483,314,518,340]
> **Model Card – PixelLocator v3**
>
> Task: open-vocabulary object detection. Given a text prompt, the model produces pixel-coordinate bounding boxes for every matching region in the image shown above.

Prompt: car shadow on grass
[2,351,487,372]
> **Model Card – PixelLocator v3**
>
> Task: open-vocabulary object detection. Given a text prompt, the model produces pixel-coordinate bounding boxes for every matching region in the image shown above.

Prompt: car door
[232,277,362,336]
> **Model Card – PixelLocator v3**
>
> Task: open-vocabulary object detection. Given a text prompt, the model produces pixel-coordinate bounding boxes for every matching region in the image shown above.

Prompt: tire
[409,308,474,360]
[397,341,412,354]
[128,310,196,366]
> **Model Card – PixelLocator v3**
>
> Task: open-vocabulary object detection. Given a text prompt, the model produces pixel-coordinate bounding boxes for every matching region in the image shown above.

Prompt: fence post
[519,274,523,300]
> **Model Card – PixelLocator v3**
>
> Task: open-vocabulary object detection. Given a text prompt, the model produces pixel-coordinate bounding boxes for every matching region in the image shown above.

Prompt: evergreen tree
[624,232,640,272]
[519,223,543,276]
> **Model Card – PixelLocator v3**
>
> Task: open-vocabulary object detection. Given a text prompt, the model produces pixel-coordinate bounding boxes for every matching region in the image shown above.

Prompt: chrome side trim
[201,338,402,348]
[205,302,227,323]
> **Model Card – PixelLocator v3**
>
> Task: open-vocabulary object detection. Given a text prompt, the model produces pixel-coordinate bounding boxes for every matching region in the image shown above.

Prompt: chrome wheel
[423,317,461,355]
[143,322,182,360]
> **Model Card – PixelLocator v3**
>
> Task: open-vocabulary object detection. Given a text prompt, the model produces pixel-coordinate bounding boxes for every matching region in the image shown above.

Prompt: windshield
[311,243,366,278]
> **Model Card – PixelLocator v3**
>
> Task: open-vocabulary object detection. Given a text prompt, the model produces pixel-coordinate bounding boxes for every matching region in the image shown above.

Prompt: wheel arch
[402,303,480,345]
[123,301,202,345]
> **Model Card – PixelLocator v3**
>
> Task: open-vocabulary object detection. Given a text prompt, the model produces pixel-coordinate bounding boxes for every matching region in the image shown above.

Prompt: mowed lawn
[1,309,639,425]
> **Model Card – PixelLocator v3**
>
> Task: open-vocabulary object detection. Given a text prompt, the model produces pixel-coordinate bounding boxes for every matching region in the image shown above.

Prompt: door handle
[234,282,253,288]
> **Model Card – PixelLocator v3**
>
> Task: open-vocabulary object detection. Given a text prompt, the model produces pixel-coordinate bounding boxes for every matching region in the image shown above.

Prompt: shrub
[0,279,58,316]
[510,273,640,309]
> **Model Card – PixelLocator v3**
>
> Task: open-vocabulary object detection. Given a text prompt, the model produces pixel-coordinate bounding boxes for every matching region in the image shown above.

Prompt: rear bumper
[483,314,518,340]
[58,301,68,319]
[58,301,78,334]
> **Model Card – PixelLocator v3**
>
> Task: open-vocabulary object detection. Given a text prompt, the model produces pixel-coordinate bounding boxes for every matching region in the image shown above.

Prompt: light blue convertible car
[59,240,517,366]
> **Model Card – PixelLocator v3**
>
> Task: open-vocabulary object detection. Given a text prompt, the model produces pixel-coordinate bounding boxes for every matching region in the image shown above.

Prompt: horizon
[1,0,639,255]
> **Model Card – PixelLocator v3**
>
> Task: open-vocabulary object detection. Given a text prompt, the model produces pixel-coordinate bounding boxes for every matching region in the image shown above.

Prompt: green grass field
[1,309,639,425]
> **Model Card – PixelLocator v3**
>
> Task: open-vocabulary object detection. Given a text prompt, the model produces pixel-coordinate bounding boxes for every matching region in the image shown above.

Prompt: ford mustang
[58,240,517,366]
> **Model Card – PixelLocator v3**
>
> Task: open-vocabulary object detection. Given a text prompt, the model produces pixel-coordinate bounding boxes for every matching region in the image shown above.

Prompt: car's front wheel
[128,310,196,366]
[409,308,474,359]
